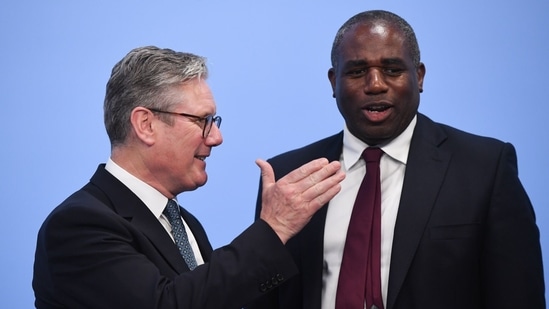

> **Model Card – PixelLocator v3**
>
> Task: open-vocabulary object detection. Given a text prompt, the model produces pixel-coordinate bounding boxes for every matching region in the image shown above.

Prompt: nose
[364,68,389,94]
[205,123,223,146]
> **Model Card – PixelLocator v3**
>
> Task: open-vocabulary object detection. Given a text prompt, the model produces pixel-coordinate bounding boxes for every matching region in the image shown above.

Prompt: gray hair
[104,46,208,146]
[330,10,421,69]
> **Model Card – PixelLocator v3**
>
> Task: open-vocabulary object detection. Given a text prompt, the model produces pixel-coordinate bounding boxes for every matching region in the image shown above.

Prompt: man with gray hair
[32,46,345,309]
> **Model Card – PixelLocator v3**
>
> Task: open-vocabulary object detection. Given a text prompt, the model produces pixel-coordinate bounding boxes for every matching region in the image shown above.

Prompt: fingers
[301,161,344,202]
[257,157,337,188]
[280,159,343,196]
[256,159,275,187]
[258,158,345,244]
[306,172,345,207]
[281,158,331,184]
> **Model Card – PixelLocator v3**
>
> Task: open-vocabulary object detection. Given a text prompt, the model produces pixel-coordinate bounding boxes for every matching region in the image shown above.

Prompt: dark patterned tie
[163,199,198,270]
[336,147,384,309]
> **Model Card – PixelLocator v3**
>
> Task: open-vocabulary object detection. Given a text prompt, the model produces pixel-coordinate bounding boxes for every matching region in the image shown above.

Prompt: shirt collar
[342,115,417,170]
[105,158,171,219]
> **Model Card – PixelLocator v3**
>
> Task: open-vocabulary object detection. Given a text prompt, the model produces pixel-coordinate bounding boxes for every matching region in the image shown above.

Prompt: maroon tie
[336,147,384,309]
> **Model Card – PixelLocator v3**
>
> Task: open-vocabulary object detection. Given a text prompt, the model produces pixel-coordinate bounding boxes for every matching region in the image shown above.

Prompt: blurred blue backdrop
[1,1,548,307]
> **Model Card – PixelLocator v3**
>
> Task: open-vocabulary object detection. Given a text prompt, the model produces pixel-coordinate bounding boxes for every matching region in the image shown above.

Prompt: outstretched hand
[256,158,345,244]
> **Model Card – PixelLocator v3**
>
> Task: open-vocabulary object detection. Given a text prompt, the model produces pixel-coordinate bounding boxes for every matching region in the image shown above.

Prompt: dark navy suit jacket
[33,165,297,309]
[248,113,545,309]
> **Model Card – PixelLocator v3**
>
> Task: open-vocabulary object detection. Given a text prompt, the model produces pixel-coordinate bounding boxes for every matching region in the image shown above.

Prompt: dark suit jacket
[248,113,545,309]
[33,165,298,309]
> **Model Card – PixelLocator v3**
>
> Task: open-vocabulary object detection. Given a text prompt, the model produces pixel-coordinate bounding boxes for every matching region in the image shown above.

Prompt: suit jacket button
[259,283,267,292]
[276,273,284,281]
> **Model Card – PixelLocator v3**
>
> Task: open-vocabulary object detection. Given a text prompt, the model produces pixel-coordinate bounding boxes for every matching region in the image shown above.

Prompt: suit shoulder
[39,188,118,232]
[268,132,343,175]
[414,114,519,170]
[419,114,509,150]
[437,122,510,152]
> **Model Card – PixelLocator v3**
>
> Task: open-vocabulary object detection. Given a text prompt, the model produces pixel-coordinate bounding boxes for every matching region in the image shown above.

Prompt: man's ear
[328,68,337,98]
[130,107,156,146]
[417,62,426,93]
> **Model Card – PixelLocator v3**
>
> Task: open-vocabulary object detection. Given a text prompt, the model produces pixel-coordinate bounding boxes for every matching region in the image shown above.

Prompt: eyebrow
[343,57,406,68]
[381,58,406,66]
[343,59,368,68]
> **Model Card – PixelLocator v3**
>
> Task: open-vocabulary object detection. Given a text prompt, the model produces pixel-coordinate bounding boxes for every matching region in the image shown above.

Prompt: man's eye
[385,68,404,76]
[347,68,366,77]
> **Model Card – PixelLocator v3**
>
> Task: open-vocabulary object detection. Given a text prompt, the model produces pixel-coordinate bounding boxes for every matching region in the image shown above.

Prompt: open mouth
[195,156,207,161]
[364,104,391,112]
[362,103,393,122]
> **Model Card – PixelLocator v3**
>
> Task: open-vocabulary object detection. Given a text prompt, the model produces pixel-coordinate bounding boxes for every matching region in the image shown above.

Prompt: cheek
[337,83,364,112]
[167,138,199,167]
[390,79,417,103]
[337,78,361,95]
[400,75,420,94]
[335,79,359,100]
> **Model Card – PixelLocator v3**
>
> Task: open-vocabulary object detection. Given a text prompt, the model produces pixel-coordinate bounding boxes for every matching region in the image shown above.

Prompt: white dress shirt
[105,158,204,266]
[321,115,416,309]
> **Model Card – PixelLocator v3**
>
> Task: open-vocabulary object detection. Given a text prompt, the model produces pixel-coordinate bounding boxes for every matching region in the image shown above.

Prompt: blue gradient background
[1,1,548,307]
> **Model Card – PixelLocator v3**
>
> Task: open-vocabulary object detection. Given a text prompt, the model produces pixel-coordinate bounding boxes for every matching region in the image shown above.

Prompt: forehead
[337,21,410,63]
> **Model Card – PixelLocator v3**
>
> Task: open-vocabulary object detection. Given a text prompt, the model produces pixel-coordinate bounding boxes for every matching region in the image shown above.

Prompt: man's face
[328,21,425,146]
[153,79,223,194]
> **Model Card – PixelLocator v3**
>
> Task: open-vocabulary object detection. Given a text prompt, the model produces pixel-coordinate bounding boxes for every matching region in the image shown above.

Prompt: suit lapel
[88,166,190,274]
[386,114,451,309]
[298,133,343,309]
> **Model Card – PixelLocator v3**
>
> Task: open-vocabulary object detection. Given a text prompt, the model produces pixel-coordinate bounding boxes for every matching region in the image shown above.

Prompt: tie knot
[362,147,383,163]
[164,199,180,220]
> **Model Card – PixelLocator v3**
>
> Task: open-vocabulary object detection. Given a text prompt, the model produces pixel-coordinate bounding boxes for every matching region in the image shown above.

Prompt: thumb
[255,159,275,187]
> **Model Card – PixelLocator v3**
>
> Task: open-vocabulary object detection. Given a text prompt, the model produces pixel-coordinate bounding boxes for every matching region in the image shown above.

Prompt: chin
[183,183,205,192]
[179,175,208,193]
[195,175,208,188]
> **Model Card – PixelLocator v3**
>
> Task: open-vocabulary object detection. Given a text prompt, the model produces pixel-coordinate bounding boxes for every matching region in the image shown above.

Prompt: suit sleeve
[481,143,545,308]
[34,197,298,309]
[245,177,281,309]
